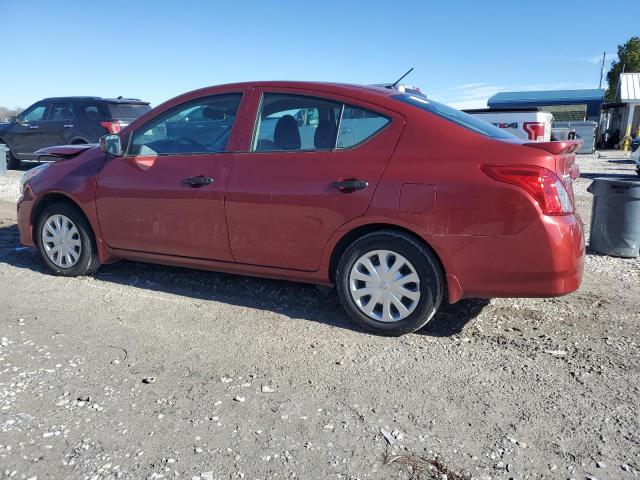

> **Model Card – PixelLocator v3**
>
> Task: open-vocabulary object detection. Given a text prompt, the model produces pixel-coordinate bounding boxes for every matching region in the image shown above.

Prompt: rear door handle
[183,175,214,187]
[63,124,74,128]
[29,125,39,130]
[330,180,369,192]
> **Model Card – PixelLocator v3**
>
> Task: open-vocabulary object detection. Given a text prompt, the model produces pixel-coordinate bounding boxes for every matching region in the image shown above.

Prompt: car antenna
[391,67,414,88]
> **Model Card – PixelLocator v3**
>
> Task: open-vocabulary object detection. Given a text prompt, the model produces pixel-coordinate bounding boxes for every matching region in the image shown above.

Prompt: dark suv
[0,96,151,169]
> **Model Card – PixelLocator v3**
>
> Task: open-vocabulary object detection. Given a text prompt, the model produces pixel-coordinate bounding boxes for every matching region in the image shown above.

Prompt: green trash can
[0,144,8,175]
[587,177,640,258]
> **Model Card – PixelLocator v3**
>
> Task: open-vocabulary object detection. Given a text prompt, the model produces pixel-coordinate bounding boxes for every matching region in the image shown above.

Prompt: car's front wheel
[336,230,444,335]
[36,202,101,276]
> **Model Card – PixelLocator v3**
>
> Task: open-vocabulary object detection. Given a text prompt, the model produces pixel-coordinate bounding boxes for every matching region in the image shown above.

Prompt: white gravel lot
[0,152,638,480]
[0,169,21,203]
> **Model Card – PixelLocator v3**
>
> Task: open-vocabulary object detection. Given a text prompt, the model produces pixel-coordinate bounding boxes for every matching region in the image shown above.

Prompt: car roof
[152,82,400,114]
[121,81,407,136]
[41,96,149,104]
[180,81,397,99]
[218,81,392,91]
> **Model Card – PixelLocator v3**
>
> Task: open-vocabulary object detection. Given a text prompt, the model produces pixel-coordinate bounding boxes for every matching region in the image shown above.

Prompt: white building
[617,73,640,138]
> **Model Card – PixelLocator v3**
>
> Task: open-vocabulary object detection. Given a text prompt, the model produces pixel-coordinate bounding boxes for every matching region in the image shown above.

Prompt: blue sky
[0,0,634,110]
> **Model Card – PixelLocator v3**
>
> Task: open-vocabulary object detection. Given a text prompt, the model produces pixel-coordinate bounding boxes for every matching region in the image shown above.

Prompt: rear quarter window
[337,106,390,149]
[393,93,515,140]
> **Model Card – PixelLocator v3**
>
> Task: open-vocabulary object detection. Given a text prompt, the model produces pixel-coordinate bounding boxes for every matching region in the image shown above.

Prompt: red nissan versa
[16,82,585,335]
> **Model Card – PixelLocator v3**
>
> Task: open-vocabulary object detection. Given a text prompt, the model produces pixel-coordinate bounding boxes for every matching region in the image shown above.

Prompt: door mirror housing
[100,134,123,156]
[6,116,17,124]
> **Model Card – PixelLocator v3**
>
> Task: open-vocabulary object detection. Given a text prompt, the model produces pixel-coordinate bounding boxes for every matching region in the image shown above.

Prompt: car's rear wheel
[36,202,101,276]
[336,230,444,335]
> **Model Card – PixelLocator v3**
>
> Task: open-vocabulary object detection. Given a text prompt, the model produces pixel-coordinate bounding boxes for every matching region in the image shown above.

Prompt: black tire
[336,230,444,336]
[36,202,101,276]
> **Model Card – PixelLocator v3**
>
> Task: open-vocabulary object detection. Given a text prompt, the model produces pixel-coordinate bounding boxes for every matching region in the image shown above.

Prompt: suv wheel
[36,202,101,276]
[336,230,444,335]
[5,148,21,169]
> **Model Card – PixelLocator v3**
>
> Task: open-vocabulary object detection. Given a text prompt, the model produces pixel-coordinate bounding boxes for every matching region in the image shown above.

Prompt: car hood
[34,144,98,160]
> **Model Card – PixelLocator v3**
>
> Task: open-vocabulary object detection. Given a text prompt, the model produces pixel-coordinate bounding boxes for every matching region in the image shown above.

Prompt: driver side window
[20,103,47,123]
[128,93,243,156]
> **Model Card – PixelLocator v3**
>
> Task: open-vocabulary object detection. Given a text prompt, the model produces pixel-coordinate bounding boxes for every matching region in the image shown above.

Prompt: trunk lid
[524,139,582,180]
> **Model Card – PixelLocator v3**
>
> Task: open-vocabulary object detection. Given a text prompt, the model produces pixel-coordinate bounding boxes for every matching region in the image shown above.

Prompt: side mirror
[7,116,17,124]
[99,134,123,156]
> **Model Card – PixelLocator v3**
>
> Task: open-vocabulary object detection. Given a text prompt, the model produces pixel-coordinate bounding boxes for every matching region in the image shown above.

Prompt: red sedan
[17,82,585,335]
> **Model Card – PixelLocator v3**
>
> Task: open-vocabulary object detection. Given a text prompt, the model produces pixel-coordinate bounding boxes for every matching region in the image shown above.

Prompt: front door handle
[330,180,369,192]
[183,175,214,187]
[29,125,39,130]
[63,124,74,128]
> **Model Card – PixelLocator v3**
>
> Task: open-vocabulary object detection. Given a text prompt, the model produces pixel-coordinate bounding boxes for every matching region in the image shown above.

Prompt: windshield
[392,93,516,140]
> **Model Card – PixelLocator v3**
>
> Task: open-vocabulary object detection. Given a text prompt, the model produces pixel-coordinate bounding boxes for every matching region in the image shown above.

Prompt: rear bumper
[433,213,585,302]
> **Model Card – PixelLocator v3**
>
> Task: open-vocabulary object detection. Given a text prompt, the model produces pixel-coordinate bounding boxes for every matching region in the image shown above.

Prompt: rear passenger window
[337,106,390,149]
[253,94,342,151]
[47,102,75,121]
[252,94,390,152]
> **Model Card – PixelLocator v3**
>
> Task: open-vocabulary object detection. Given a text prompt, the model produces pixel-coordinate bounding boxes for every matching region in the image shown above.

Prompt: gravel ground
[0,153,639,480]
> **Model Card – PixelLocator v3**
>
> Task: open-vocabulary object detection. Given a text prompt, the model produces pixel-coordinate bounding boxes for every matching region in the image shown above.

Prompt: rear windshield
[392,93,516,140]
[106,103,151,120]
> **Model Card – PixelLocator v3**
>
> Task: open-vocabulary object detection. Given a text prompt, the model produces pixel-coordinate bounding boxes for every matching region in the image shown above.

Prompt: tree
[605,37,640,102]
[0,106,23,121]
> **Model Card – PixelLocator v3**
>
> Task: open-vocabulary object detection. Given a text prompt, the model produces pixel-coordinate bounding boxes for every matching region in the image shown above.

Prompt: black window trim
[124,92,244,157]
[247,92,393,154]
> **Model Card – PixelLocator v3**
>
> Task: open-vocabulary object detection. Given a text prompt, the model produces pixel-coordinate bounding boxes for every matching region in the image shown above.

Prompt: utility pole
[598,51,606,89]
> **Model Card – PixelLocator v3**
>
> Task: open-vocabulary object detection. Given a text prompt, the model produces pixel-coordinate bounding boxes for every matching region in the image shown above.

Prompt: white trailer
[463,107,553,142]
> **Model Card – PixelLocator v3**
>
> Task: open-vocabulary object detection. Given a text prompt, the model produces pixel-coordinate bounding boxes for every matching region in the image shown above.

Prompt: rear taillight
[481,164,574,215]
[100,121,122,134]
[523,122,545,141]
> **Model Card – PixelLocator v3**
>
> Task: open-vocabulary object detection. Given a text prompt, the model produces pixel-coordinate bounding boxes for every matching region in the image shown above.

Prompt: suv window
[337,106,390,148]
[128,93,242,156]
[107,103,151,120]
[47,102,75,121]
[80,102,103,121]
[20,103,47,123]
[253,94,342,151]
